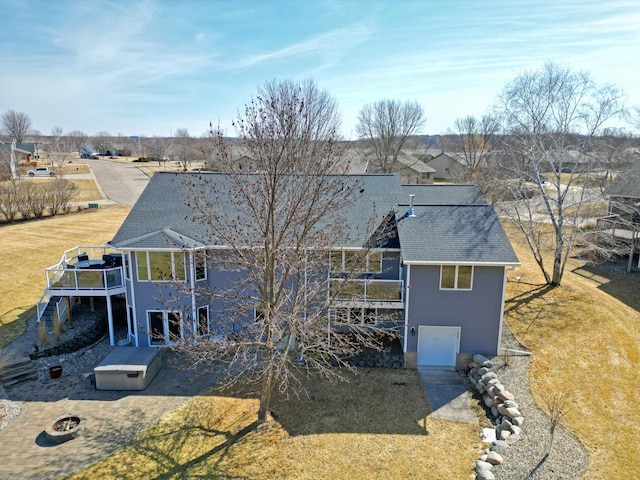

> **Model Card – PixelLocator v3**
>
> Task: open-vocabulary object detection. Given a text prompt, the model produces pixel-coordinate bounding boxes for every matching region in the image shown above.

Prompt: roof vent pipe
[408,194,415,217]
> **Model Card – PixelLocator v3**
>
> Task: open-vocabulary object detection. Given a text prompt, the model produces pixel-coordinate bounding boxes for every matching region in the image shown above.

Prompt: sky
[1,0,639,139]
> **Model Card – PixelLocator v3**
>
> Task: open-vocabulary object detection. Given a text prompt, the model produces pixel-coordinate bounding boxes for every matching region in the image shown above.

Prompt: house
[39,173,519,369]
[423,152,467,181]
[364,152,437,184]
[598,160,640,270]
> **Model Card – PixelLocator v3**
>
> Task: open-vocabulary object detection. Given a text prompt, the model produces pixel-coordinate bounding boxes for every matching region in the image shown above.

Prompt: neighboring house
[423,152,467,181]
[365,152,436,184]
[39,173,519,368]
[599,160,640,270]
[0,140,34,164]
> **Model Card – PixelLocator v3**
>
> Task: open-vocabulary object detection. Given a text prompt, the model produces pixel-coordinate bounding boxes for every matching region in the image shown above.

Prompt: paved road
[85,159,150,206]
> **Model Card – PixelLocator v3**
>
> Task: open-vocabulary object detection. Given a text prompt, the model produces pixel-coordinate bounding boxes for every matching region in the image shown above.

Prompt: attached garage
[417,326,460,367]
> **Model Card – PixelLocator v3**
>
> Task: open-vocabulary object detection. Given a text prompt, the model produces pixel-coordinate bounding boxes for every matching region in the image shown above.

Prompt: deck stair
[41,296,61,328]
[0,359,39,387]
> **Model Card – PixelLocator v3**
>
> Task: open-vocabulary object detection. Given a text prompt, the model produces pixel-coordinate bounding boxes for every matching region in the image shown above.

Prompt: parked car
[27,166,56,177]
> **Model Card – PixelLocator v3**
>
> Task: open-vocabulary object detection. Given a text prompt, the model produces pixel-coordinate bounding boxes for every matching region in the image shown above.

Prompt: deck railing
[330,279,404,303]
[45,266,124,291]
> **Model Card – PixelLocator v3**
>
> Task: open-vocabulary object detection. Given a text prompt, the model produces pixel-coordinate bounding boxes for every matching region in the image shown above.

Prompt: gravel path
[487,326,588,479]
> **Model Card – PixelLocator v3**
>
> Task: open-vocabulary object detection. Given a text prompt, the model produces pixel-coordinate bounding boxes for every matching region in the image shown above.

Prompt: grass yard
[503,222,640,479]
[65,368,482,480]
[0,205,131,350]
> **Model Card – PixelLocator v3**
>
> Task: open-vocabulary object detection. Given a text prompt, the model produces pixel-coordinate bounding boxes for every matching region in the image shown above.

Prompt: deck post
[106,295,115,346]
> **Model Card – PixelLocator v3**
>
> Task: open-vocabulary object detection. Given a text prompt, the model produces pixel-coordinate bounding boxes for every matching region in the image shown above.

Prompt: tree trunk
[257,357,274,423]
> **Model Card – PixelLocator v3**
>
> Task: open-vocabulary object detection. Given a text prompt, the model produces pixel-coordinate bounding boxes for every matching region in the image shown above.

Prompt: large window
[197,306,209,336]
[147,310,182,346]
[331,307,379,325]
[330,250,383,273]
[194,251,207,281]
[136,251,186,282]
[440,265,473,290]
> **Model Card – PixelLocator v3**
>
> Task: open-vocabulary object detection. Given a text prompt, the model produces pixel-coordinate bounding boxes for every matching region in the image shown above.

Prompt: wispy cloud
[232,21,373,71]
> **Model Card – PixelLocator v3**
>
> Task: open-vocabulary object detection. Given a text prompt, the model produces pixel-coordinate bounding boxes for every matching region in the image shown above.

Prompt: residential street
[84,159,150,206]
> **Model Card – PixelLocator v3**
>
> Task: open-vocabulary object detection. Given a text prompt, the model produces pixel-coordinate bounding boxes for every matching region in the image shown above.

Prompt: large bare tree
[356,99,426,173]
[173,128,193,169]
[175,79,394,423]
[1,110,33,143]
[494,62,624,285]
[67,130,88,152]
[446,114,499,180]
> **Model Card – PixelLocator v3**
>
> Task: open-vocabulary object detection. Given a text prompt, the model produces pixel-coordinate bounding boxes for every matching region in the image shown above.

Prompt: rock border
[467,353,523,480]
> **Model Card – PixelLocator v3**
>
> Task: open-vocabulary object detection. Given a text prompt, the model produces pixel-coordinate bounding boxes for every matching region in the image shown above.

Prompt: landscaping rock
[491,406,499,418]
[486,378,501,388]
[490,440,509,454]
[500,418,513,431]
[497,403,507,415]
[500,429,511,440]
[497,390,515,401]
[486,451,504,465]
[473,353,491,365]
[512,416,525,427]
[484,395,494,408]
[476,460,493,471]
[506,433,521,445]
[478,367,489,376]
[476,469,496,480]
[503,400,519,409]
[505,407,522,419]
[510,425,522,436]
[480,372,498,383]
[479,454,488,462]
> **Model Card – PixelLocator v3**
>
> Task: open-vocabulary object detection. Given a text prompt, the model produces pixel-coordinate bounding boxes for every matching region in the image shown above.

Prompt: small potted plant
[49,365,63,379]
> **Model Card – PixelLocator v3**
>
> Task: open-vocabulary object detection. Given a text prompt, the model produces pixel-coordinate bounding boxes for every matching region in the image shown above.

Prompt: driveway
[85,159,150,206]
[417,368,478,424]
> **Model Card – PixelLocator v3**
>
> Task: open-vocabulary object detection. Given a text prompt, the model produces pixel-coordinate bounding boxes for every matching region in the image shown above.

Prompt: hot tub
[94,347,162,391]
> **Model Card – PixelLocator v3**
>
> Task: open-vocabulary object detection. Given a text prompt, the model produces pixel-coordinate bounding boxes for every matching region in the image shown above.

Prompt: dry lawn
[0,205,131,349]
[503,222,640,479]
[65,369,482,480]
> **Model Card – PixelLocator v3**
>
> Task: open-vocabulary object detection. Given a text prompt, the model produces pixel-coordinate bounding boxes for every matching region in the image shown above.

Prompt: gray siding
[406,265,505,355]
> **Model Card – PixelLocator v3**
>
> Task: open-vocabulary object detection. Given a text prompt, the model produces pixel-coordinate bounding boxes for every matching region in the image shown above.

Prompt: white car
[27,166,56,177]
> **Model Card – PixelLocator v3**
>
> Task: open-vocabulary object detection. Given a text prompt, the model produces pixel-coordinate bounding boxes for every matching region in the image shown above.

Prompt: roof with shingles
[604,161,640,199]
[396,205,519,264]
[110,172,518,264]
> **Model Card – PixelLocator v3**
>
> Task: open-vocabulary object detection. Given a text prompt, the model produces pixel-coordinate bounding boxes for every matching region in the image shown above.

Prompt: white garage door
[417,326,460,367]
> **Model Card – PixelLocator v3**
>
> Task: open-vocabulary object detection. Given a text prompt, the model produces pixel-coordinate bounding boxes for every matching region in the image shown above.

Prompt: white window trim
[146,310,182,346]
[194,251,207,282]
[197,305,209,336]
[439,265,474,291]
[136,251,187,283]
[330,249,384,273]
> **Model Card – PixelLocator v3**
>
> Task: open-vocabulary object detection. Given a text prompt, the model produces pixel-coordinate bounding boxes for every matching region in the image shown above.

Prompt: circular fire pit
[44,415,85,444]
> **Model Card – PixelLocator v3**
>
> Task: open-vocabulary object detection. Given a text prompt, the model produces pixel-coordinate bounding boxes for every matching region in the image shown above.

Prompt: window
[195,251,207,281]
[197,306,209,336]
[147,310,182,346]
[330,250,383,273]
[440,265,473,290]
[331,307,379,325]
[136,251,186,282]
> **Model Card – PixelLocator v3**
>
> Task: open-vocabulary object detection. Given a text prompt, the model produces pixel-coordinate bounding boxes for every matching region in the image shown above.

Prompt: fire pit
[44,415,85,444]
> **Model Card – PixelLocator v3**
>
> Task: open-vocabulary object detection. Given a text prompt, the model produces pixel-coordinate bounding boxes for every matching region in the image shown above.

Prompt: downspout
[190,251,197,336]
[403,263,411,353]
[128,251,140,346]
[496,266,508,354]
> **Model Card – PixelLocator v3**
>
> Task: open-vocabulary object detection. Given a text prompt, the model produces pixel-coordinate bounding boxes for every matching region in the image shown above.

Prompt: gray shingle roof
[111,172,518,265]
[604,161,640,199]
[396,205,519,264]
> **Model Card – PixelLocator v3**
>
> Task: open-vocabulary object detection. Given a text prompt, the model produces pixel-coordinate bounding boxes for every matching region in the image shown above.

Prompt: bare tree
[356,99,426,173]
[93,131,113,154]
[175,79,395,423]
[67,130,88,152]
[446,114,499,180]
[494,62,624,286]
[1,110,33,143]
[173,128,192,169]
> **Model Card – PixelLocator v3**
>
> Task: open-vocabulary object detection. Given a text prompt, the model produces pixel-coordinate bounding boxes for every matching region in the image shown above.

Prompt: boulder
[505,407,522,419]
[512,416,525,427]
[478,367,489,376]
[484,395,495,408]
[486,378,501,388]
[486,451,504,465]
[497,404,507,415]
[491,406,499,418]
[507,434,521,445]
[480,372,498,383]
[476,469,496,480]
[479,454,488,462]
[473,353,491,365]
[499,429,511,440]
[497,390,515,401]
[490,440,509,454]
[476,460,493,471]
[503,400,519,409]
[487,388,497,399]
[500,418,513,431]
[510,425,522,436]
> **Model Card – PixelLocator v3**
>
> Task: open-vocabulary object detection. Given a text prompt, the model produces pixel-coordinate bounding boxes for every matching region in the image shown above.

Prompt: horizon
[1,1,639,139]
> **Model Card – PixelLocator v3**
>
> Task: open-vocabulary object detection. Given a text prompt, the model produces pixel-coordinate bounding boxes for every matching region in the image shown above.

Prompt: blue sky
[1,0,638,139]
